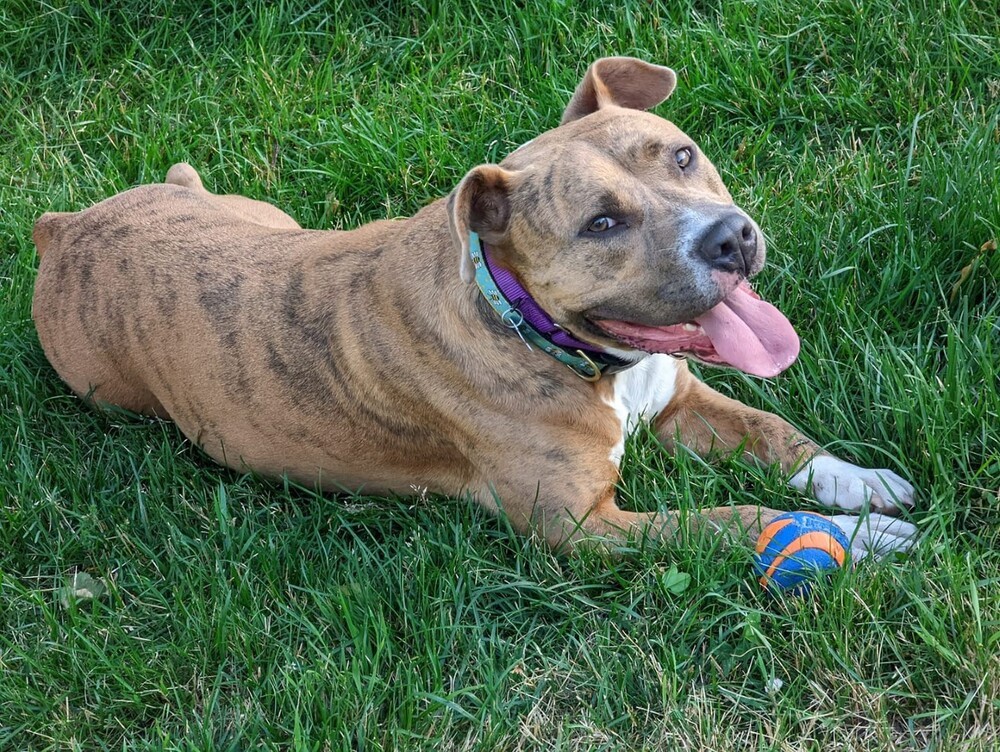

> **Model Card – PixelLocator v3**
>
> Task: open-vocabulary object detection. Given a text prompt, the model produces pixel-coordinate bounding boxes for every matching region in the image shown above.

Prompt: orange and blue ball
[753,512,850,593]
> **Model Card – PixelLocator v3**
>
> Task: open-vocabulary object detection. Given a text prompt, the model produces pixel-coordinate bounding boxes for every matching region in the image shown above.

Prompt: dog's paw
[830,513,919,560]
[789,455,915,514]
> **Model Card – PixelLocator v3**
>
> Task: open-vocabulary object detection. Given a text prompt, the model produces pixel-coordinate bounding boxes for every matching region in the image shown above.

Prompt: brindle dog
[32,58,917,557]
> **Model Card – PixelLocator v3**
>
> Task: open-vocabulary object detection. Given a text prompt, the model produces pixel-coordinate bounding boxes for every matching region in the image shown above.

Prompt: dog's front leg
[465,428,794,552]
[471,473,789,552]
[473,475,914,560]
[653,372,917,556]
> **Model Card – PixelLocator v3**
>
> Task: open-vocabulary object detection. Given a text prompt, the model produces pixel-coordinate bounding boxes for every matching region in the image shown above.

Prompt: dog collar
[468,232,633,381]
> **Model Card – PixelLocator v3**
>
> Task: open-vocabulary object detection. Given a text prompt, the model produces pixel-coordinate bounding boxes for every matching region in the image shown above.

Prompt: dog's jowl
[32,57,917,557]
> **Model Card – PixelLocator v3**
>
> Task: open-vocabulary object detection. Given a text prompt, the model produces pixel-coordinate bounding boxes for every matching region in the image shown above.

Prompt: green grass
[2,0,999,748]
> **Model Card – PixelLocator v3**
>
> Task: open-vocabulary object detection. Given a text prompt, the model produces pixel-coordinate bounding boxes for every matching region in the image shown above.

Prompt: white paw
[789,455,915,513]
[831,514,919,560]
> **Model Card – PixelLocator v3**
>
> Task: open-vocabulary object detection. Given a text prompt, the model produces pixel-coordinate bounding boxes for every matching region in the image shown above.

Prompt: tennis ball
[753,511,850,594]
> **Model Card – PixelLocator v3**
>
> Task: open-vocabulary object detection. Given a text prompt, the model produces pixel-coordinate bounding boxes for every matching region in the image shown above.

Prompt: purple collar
[479,240,633,377]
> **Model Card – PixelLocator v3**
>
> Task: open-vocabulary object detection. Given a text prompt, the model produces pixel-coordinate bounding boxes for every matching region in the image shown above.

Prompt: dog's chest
[602,355,680,466]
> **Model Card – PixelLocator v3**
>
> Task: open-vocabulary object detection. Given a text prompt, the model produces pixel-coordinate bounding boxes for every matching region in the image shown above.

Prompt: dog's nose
[695,213,757,275]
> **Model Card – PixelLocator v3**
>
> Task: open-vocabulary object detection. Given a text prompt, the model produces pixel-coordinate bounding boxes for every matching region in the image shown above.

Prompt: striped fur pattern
[32,58,917,555]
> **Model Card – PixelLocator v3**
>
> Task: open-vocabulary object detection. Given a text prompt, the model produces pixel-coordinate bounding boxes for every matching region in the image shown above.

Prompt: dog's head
[448,57,799,378]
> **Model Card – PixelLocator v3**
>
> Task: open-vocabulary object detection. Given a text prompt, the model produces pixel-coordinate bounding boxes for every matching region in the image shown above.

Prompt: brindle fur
[33,58,906,551]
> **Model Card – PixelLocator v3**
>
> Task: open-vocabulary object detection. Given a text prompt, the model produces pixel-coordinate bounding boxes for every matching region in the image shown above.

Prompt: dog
[32,57,917,558]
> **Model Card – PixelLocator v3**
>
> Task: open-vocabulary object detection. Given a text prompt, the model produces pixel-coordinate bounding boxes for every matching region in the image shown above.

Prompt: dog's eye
[587,216,619,233]
[676,148,692,169]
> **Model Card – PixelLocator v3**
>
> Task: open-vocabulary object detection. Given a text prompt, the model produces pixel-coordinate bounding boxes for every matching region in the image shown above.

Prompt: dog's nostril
[720,237,740,259]
[696,214,754,274]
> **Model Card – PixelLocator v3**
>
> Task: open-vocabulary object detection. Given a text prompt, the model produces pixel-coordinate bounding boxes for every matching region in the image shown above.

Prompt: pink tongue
[694,282,800,377]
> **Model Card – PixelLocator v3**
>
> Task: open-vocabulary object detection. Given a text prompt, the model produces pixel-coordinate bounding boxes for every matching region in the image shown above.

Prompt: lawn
[1,0,998,749]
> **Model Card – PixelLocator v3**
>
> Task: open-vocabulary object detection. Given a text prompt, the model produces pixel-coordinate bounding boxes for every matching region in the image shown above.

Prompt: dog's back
[31,167,465,496]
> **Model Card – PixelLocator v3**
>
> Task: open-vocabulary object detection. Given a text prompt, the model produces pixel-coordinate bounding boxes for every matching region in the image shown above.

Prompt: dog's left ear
[561,57,677,125]
[448,164,519,284]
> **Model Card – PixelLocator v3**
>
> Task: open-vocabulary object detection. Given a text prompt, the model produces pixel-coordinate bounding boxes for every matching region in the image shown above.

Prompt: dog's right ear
[448,164,518,284]
[561,57,677,125]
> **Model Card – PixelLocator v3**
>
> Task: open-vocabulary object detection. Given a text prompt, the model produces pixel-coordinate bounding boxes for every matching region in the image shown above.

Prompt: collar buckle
[573,350,603,382]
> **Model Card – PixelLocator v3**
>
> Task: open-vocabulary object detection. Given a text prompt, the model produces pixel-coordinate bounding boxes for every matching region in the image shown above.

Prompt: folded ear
[561,57,677,125]
[448,164,518,284]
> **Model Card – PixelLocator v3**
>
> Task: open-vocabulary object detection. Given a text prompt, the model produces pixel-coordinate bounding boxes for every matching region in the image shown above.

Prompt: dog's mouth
[593,281,800,378]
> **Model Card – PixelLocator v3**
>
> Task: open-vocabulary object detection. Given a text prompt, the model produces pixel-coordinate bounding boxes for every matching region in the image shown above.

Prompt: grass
[1,0,999,748]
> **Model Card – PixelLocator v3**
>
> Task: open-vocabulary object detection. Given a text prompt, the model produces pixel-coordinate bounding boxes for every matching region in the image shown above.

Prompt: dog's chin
[581,280,802,379]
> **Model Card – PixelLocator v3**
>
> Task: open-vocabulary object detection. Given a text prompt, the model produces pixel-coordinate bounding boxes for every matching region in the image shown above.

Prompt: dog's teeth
[683,323,699,332]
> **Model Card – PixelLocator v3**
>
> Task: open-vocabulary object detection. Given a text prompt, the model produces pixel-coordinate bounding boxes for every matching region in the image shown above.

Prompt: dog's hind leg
[164,162,301,230]
[32,212,168,417]
[165,162,205,190]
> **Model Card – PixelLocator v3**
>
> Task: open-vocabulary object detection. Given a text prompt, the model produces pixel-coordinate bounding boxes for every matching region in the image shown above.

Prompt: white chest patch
[603,355,680,466]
